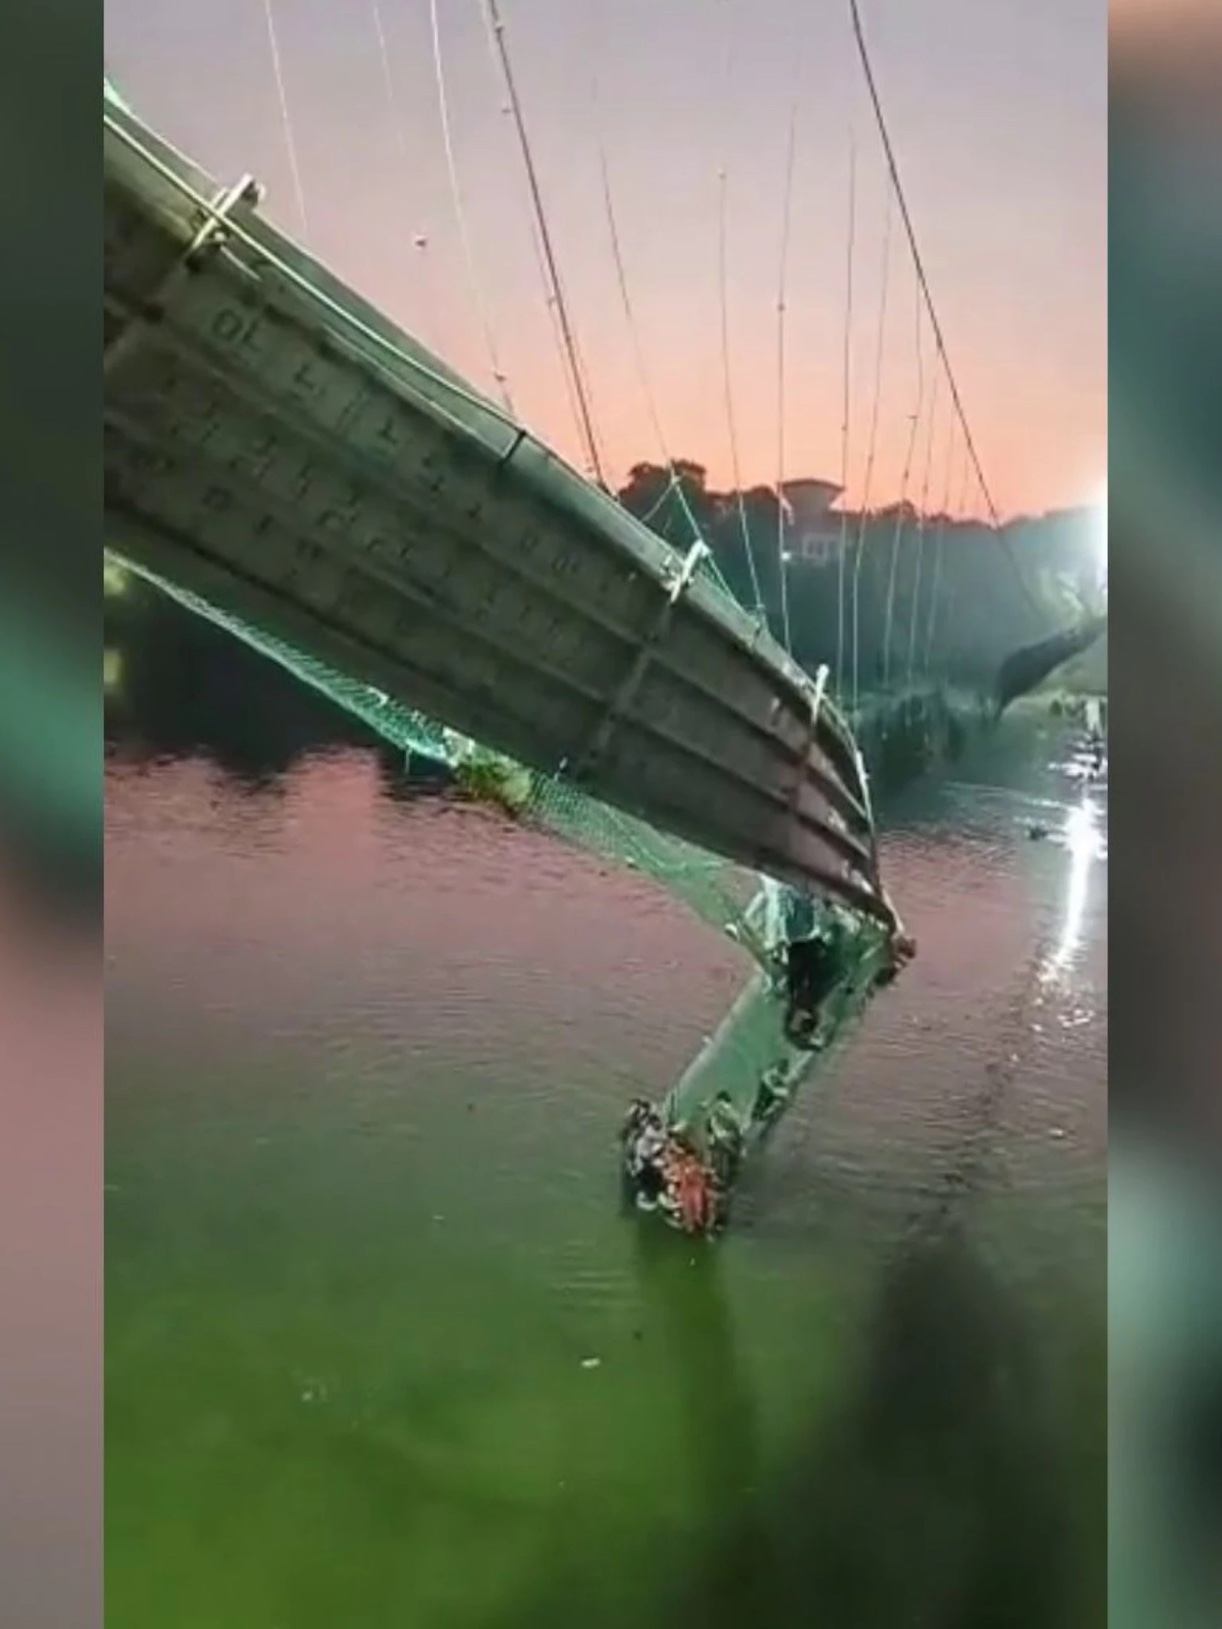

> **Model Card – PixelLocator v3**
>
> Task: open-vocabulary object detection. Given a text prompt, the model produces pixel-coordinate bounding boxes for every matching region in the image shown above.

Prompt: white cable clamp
[105,173,263,374]
[181,174,264,263]
[666,539,711,603]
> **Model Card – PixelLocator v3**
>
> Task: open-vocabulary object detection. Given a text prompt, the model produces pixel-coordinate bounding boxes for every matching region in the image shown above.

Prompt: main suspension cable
[482,0,605,485]
[472,3,589,467]
[846,0,1038,615]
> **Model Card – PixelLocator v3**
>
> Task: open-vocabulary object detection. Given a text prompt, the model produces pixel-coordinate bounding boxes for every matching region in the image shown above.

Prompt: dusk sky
[107,0,1105,518]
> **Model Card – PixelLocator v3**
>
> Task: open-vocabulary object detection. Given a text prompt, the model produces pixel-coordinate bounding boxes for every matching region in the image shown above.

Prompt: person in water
[621,1101,722,1233]
[622,1099,669,1208]
[663,1142,716,1234]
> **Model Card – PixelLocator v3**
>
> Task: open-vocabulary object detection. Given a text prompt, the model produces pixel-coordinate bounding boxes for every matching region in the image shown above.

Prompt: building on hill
[778,477,847,566]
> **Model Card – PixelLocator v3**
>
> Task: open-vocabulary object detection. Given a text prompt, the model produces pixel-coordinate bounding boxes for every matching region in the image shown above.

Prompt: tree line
[615,461,1100,692]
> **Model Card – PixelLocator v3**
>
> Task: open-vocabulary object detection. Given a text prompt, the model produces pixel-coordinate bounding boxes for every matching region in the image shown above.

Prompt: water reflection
[105,580,457,800]
[1046,796,1107,979]
[105,569,405,785]
[106,701,1105,1627]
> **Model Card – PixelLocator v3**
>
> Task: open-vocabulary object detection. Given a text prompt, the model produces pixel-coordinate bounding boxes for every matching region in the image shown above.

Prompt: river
[105,709,1106,1628]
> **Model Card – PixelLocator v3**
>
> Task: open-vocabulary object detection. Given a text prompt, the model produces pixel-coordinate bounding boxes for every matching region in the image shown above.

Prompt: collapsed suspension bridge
[103,10,1095,1231]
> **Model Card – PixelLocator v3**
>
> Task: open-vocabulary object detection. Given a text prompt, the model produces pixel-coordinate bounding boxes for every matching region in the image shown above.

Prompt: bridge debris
[620,883,915,1236]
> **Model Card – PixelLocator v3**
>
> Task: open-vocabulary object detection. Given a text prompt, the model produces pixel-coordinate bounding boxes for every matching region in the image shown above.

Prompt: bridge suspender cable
[104,109,526,440]
[718,164,765,616]
[482,0,606,487]
[471,0,585,454]
[916,415,959,683]
[912,360,943,674]
[882,273,926,688]
[259,0,309,237]
[589,72,708,558]
[928,439,974,670]
[774,96,799,655]
[426,0,515,416]
[717,0,766,619]
[850,182,894,709]
[476,13,601,474]
[368,4,445,357]
[846,0,1039,616]
[835,130,857,697]
[923,440,970,673]
[475,2,589,473]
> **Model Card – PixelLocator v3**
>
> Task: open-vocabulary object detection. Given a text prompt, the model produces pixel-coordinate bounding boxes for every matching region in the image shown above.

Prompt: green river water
[105,710,1106,1628]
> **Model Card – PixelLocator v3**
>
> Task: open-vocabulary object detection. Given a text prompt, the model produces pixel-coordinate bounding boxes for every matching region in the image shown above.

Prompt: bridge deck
[103,89,890,920]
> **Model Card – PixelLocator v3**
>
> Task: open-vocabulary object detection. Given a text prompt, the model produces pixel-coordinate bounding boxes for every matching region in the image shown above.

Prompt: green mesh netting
[108,551,758,944]
[523,773,754,938]
[109,554,464,760]
[108,548,886,1163]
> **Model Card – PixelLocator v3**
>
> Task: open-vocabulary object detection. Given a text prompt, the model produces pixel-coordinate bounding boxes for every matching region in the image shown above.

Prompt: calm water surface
[106,713,1106,1628]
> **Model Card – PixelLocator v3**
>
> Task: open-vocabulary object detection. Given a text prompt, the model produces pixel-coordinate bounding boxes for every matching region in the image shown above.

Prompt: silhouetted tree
[618,462,1095,694]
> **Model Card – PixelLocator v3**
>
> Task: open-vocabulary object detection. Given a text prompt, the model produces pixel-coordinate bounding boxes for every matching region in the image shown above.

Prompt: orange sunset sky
[107,0,1106,519]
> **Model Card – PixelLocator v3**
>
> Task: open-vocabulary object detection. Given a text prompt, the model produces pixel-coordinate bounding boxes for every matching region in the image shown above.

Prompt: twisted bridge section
[104,88,888,922]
